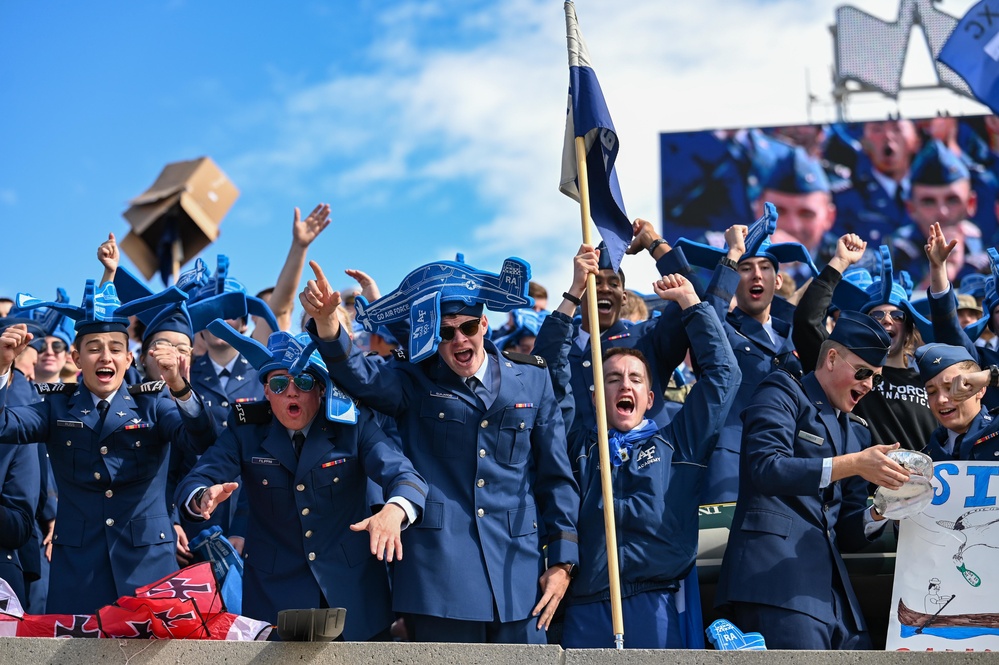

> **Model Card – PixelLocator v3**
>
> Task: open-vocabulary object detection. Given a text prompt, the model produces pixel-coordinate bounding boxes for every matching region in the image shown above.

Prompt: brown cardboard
[121,157,239,280]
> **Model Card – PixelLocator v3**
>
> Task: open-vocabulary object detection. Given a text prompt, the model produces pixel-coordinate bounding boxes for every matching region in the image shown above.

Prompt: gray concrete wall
[0,639,994,665]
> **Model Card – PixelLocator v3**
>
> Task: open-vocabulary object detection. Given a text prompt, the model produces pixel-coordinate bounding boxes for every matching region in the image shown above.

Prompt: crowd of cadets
[1,132,999,649]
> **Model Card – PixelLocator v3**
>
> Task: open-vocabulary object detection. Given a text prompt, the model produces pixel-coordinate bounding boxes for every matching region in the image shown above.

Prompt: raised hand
[0,324,33,375]
[192,482,239,521]
[344,268,381,302]
[293,203,332,248]
[299,260,343,339]
[653,273,699,309]
[724,224,748,261]
[97,232,119,283]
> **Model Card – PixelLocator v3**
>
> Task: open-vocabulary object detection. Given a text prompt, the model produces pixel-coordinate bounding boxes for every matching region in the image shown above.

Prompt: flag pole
[574,134,625,650]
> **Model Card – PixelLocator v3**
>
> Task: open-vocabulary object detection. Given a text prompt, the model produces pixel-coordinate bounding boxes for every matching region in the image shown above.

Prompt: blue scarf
[608,420,660,467]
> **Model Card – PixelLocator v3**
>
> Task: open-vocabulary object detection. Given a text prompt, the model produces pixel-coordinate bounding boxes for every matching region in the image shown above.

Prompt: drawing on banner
[887,462,999,650]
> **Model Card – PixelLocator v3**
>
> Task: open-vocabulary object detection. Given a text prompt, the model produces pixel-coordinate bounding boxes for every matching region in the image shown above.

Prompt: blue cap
[14,281,129,338]
[829,310,892,366]
[910,140,970,187]
[206,320,358,425]
[353,257,534,363]
[674,202,820,278]
[842,266,873,291]
[763,146,831,194]
[915,343,977,384]
[0,316,47,352]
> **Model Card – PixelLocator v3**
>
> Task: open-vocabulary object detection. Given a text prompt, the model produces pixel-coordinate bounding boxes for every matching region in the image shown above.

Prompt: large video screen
[659,116,999,290]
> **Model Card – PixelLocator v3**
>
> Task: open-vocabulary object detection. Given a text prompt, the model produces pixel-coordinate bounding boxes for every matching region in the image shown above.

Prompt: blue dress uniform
[561,301,740,648]
[309,327,579,638]
[714,371,875,649]
[0,379,215,614]
[832,156,911,244]
[699,262,801,504]
[178,353,262,539]
[175,399,427,639]
[5,368,44,607]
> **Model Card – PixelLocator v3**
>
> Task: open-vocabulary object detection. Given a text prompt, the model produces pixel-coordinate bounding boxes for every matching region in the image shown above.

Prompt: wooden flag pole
[574,135,625,649]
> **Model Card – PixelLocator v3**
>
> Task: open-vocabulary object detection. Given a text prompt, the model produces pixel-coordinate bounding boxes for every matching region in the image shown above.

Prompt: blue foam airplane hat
[11,288,76,347]
[353,257,535,363]
[910,139,971,187]
[705,618,766,651]
[491,308,546,351]
[206,319,357,425]
[959,272,989,300]
[14,281,130,337]
[915,343,977,384]
[832,246,934,342]
[965,248,999,342]
[763,146,831,194]
[114,256,279,342]
[673,202,820,278]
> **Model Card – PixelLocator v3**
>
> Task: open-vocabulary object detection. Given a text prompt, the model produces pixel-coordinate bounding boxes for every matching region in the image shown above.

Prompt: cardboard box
[121,157,239,281]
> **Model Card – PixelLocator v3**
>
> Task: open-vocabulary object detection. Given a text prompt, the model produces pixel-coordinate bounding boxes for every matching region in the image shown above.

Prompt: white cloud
[227,0,991,300]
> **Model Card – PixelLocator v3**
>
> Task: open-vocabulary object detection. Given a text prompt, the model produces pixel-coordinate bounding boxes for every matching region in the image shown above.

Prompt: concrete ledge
[0,639,995,664]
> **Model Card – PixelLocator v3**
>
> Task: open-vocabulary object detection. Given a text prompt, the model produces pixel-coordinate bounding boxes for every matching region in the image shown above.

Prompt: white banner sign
[887,461,999,651]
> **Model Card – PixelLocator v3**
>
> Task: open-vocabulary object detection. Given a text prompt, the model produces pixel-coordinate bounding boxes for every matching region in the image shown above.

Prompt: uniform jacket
[6,371,46,592]
[925,407,999,462]
[310,325,579,623]
[566,302,739,602]
[832,158,911,244]
[701,263,801,503]
[176,353,263,538]
[715,371,874,629]
[176,402,427,639]
[0,379,214,614]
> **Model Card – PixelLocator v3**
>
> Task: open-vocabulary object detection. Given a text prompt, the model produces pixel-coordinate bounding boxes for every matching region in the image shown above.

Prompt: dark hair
[528,281,548,300]
[603,347,652,383]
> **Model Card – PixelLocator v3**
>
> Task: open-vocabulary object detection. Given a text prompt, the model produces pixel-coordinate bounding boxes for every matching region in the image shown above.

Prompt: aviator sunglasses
[840,354,884,388]
[267,374,318,394]
[869,310,906,323]
[439,319,481,341]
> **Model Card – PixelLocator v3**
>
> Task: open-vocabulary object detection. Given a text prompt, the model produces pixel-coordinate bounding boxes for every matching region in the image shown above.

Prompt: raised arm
[252,203,332,343]
[97,232,119,285]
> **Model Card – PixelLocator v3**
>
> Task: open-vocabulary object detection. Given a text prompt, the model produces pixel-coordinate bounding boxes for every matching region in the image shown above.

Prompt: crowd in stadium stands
[4,118,999,649]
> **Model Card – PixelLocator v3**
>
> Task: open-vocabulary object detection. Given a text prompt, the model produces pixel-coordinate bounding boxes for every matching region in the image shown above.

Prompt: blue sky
[0,0,988,327]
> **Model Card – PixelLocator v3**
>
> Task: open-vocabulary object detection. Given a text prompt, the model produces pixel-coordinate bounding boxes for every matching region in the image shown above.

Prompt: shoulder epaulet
[502,350,547,368]
[391,348,408,362]
[33,382,74,395]
[129,381,167,395]
[848,413,869,428]
[775,367,802,388]
[233,401,273,425]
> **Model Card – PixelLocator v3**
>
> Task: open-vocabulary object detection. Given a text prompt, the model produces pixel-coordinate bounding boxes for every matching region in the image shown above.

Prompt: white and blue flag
[938,0,999,115]
[559,1,631,272]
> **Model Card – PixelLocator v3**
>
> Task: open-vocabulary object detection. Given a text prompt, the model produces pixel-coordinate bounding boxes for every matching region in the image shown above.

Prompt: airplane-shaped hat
[11,287,76,346]
[673,202,820,278]
[353,257,534,363]
[15,281,130,337]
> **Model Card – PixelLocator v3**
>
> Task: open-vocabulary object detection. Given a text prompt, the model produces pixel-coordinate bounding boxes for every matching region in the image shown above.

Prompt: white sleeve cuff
[386,496,417,529]
[819,456,833,489]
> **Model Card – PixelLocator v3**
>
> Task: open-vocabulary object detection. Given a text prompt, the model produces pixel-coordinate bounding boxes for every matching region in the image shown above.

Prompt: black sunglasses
[869,310,906,323]
[40,340,68,353]
[841,355,884,388]
[267,374,317,394]
[440,319,481,341]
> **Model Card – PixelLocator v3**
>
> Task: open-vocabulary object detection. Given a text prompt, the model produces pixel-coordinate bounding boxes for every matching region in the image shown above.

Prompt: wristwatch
[647,238,668,256]
[557,562,578,579]
[989,365,999,389]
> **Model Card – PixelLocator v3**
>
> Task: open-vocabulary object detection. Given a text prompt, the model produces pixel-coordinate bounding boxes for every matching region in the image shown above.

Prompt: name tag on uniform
[56,420,84,429]
[797,430,824,446]
[430,391,457,400]
[251,457,280,466]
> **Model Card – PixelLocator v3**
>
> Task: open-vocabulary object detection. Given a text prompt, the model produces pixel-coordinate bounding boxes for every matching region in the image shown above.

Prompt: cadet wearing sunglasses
[300,259,578,644]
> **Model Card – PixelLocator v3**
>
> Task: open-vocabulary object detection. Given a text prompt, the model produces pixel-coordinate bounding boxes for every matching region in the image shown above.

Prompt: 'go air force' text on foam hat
[352,257,535,363]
